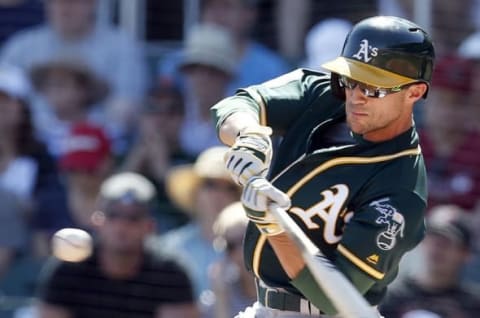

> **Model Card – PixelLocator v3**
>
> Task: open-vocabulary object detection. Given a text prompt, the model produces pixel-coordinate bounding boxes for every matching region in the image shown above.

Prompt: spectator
[419,55,480,211]
[36,172,200,318]
[122,83,194,232]
[459,30,480,131]
[29,55,109,158]
[0,65,68,257]
[462,202,480,287]
[57,122,114,230]
[380,204,480,318]
[159,0,290,95]
[151,146,240,312]
[302,18,352,71]
[207,201,256,318]
[179,23,238,157]
[0,188,28,279]
[32,122,113,260]
[275,0,311,64]
[0,0,148,150]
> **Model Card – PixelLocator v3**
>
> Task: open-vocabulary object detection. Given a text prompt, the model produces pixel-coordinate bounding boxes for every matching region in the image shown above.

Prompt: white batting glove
[242,177,291,235]
[225,126,273,186]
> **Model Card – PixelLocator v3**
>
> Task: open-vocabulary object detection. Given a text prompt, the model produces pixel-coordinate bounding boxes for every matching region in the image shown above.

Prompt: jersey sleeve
[211,68,333,135]
[335,191,426,284]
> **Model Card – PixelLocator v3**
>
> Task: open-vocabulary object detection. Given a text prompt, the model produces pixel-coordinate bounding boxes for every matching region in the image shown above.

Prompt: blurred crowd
[0,0,478,317]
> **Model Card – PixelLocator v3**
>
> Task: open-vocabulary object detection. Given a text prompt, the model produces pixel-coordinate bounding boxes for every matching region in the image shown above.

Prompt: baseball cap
[180,23,237,75]
[99,172,156,209]
[431,55,473,93]
[59,123,111,171]
[427,205,471,248]
[0,65,31,100]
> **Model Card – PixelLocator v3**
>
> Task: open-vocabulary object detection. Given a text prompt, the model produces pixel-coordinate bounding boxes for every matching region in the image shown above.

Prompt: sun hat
[165,146,237,214]
[30,55,109,105]
[180,23,238,76]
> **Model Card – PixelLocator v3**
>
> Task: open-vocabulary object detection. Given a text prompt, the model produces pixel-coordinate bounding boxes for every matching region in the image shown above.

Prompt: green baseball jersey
[212,68,427,306]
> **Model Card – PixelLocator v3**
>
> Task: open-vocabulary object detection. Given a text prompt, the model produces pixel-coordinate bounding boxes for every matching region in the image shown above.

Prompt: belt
[256,280,324,316]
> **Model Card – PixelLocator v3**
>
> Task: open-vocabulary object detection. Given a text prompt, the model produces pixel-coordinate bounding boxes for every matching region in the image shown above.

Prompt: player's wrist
[237,125,272,138]
[255,222,284,236]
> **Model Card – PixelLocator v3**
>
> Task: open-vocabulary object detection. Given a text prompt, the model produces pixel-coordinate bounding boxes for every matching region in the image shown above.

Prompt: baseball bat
[268,203,378,318]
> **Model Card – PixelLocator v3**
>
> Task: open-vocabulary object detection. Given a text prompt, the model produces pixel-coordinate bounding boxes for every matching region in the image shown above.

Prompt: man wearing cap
[57,122,114,230]
[36,172,200,318]
[211,16,435,317]
[380,204,480,317]
[178,23,239,157]
[419,54,480,211]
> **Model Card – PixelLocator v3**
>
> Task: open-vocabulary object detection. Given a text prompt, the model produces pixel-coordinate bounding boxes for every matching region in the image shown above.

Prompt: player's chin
[346,117,368,135]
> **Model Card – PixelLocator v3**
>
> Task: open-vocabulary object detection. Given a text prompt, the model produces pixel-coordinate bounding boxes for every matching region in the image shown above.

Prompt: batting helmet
[322,16,435,99]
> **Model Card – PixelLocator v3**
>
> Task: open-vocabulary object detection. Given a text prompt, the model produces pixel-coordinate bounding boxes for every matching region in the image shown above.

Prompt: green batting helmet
[322,16,435,98]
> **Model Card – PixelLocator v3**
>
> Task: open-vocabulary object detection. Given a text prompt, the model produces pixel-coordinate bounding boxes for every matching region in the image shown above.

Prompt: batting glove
[242,177,291,236]
[225,126,273,186]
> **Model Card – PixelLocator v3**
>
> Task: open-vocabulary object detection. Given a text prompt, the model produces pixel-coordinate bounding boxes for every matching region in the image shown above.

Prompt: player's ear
[406,83,428,101]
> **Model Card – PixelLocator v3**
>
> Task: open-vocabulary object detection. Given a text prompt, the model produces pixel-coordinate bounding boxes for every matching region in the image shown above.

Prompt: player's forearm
[211,93,263,145]
[217,112,261,146]
[268,234,375,315]
[267,233,306,278]
[268,234,338,314]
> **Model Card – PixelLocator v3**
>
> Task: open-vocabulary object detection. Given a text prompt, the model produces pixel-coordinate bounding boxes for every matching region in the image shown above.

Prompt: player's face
[344,82,425,141]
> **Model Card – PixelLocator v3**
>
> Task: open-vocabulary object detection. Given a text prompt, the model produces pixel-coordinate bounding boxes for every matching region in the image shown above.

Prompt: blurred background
[0,0,478,317]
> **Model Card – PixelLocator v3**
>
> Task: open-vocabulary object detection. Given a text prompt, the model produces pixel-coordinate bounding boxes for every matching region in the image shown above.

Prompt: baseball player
[211,16,435,317]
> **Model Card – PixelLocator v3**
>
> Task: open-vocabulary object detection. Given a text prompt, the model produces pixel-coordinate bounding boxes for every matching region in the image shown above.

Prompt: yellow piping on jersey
[337,244,385,279]
[253,234,268,277]
[286,146,421,196]
[251,146,420,277]
[244,87,267,126]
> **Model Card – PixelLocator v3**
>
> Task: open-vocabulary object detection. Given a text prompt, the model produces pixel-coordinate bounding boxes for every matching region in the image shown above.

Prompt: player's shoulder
[261,67,331,90]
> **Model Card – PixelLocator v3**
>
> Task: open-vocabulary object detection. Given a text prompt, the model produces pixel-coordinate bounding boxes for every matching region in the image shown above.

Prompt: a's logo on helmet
[352,39,378,63]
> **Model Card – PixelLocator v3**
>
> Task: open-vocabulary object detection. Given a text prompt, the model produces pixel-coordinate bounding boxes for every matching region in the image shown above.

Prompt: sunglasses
[105,211,147,223]
[339,75,407,98]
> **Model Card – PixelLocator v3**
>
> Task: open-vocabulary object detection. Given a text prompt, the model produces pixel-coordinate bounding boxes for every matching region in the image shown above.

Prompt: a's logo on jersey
[289,184,351,244]
[352,39,378,63]
[366,254,380,265]
[371,198,405,251]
